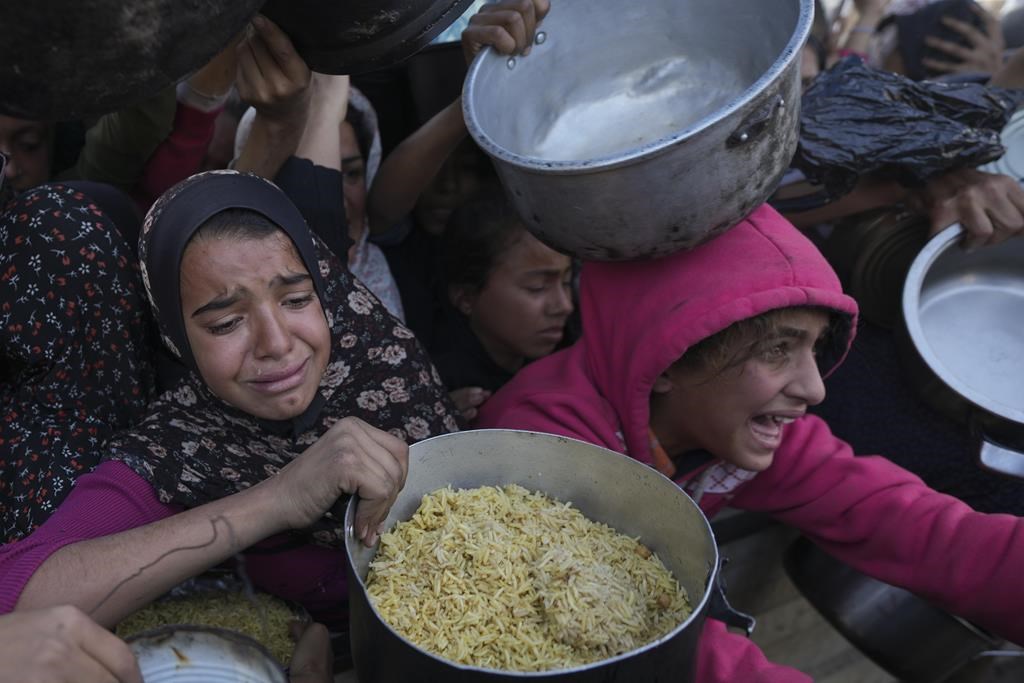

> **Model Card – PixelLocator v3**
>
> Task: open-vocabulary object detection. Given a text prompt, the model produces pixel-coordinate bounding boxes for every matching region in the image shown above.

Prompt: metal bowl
[127,626,287,683]
[344,429,726,682]
[902,225,1024,477]
[463,0,813,260]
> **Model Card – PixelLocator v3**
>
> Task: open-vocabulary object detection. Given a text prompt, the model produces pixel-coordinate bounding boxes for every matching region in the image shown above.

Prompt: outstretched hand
[236,15,312,126]
[462,0,552,64]
[0,606,143,683]
[270,416,408,547]
[449,387,492,422]
[922,3,1005,76]
[910,168,1024,250]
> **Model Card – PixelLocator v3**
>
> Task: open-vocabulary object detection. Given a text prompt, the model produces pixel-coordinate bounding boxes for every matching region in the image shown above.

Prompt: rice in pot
[366,484,691,672]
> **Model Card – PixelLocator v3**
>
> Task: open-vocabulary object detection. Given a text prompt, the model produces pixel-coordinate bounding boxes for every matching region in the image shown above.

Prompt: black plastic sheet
[791,57,1024,201]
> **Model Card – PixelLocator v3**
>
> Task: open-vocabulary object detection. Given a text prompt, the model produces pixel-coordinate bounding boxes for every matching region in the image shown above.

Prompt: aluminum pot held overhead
[902,225,1024,479]
[345,429,747,683]
[463,0,813,261]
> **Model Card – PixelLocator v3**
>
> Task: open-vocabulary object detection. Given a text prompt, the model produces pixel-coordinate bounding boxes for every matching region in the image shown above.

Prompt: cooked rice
[116,591,297,664]
[366,484,691,672]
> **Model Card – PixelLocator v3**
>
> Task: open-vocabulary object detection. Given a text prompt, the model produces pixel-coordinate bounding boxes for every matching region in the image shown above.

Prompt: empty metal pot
[462,0,813,260]
[344,429,731,682]
[901,225,1024,479]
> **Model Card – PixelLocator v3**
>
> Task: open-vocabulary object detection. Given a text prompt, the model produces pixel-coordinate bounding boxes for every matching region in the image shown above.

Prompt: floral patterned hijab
[104,171,458,546]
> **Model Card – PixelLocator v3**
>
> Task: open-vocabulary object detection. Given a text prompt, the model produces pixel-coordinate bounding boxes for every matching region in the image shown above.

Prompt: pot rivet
[535,31,547,45]
[507,57,517,69]
[739,132,750,143]
[778,98,786,108]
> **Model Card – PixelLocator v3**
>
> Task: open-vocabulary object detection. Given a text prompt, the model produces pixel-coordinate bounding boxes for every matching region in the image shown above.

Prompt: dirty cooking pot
[345,429,750,682]
[259,0,477,75]
[1,0,474,119]
[901,225,1024,479]
[784,537,1024,683]
[462,0,813,261]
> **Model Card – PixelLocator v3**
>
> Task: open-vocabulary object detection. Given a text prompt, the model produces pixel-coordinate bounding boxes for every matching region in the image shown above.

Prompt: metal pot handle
[707,557,757,637]
[977,437,1024,479]
[726,94,786,148]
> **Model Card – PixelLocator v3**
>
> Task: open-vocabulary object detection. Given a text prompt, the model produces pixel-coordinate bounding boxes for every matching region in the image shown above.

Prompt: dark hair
[192,208,282,243]
[441,190,527,291]
[677,306,851,377]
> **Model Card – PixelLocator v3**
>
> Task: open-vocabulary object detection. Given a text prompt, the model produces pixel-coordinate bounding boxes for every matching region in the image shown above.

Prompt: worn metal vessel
[1,0,474,119]
[261,0,477,75]
[345,429,732,682]
[462,0,813,260]
[902,224,1024,479]
[127,626,287,683]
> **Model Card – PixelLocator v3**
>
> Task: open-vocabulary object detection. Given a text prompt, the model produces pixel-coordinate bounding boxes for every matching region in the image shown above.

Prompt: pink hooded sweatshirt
[476,205,1024,682]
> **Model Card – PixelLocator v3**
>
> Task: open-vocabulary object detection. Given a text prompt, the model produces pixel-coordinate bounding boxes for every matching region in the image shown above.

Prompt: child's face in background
[339,121,368,247]
[654,309,830,472]
[414,142,489,236]
[0,115,52,195]
[461,231,574,372]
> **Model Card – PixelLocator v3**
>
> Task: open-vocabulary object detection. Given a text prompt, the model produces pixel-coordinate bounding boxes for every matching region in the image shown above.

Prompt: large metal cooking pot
[462,0,813,261]
[261,0,477,75]
[345,429,746,682]
[1,0,474,119]
[901,225,1024,479]
[0,1,263,119]
[784,537,1024,683]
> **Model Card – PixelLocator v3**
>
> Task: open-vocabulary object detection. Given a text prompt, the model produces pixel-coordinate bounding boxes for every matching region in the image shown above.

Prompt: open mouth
[748,414,797,450]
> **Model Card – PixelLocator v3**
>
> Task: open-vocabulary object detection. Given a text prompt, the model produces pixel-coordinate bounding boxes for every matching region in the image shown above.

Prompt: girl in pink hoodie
[476,204,1024,682]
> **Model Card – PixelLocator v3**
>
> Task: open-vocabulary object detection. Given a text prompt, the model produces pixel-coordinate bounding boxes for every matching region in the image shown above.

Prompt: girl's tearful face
[180,231,332,420]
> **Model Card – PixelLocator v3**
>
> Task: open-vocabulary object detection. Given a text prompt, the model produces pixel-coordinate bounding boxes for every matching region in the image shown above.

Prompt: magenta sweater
[477,205,1024,682]
[0,461,347,621]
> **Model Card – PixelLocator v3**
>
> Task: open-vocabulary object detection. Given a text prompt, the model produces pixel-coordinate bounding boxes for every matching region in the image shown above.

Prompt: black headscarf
[140,171,326,373]
[139,170,328,435]
[107,171,459,547]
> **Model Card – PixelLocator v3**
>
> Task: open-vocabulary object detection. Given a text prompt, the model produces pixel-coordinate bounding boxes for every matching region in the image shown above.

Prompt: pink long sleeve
[0,460,350,625]
[697,620,811,683]
[732,415,1024,645]
[0,460,177,613]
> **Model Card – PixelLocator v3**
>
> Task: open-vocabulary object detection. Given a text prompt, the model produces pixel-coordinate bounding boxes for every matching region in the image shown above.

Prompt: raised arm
[366,0,550,235]
[733,416,1024,645]
[233,16,312,178]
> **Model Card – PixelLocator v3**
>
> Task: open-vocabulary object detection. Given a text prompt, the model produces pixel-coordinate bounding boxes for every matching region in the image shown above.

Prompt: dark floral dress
[1,184,154,542]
